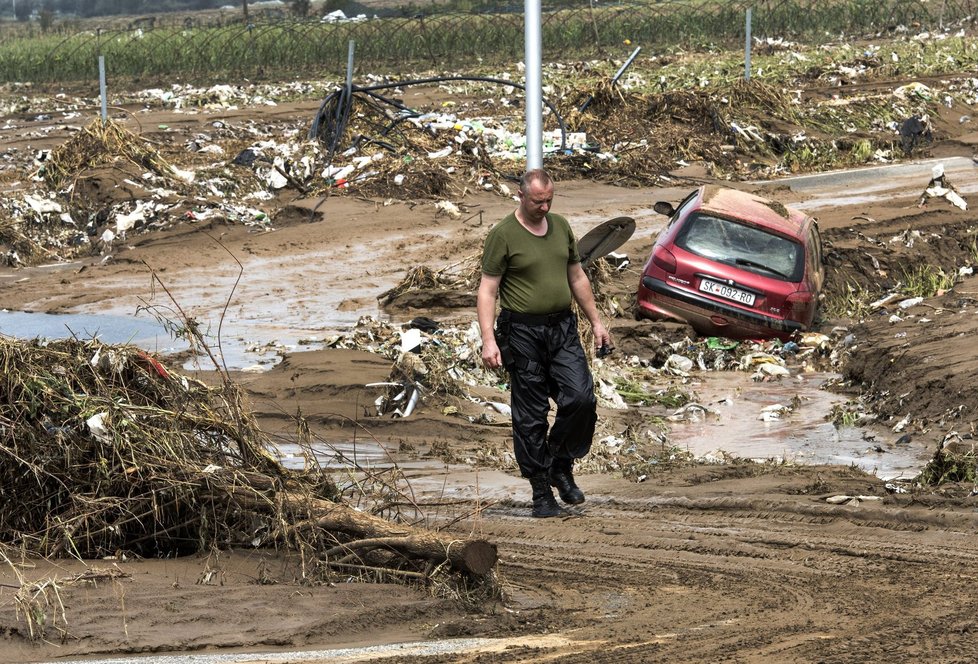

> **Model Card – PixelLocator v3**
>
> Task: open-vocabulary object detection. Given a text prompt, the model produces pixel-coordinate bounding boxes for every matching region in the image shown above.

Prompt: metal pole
[612,46,642,86]
[98,55,107,122]
[345,39,355,98]
[745,8,752,81]
[524,0,542,170]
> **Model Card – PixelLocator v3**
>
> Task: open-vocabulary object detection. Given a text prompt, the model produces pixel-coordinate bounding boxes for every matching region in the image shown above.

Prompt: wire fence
[2,0,977,83]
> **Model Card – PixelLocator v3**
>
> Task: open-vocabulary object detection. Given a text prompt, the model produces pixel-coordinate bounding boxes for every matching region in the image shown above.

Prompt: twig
[323,561,426,579]
[203,232,245,379]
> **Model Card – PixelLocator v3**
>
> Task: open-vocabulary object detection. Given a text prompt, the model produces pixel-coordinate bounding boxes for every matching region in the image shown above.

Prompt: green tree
[290,0,309,16]
[38,8,54,29]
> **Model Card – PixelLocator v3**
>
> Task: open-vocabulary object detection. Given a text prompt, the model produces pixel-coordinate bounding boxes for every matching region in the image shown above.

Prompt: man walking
[477,168,613,517]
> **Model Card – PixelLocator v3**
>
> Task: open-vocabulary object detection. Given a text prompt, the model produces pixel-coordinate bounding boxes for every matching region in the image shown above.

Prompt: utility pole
[524,0,542,169]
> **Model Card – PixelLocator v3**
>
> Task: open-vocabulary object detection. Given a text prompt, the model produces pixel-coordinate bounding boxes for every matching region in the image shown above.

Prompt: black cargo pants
[495,309,597,478]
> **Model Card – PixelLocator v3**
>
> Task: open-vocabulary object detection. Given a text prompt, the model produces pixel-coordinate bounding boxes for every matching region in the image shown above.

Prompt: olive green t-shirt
[481,212,580,314]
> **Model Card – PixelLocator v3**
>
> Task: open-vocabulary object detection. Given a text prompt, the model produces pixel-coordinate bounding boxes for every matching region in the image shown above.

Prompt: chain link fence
[2,0,977,83]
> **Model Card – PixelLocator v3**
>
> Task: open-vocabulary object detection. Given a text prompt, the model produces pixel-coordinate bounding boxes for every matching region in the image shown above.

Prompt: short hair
[519,168,553,194]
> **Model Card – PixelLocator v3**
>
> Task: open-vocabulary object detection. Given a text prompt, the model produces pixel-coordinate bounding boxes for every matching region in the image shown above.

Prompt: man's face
[519,180,554,223]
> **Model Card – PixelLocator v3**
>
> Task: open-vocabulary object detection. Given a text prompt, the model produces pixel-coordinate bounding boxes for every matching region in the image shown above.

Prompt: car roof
[698,185,808,237]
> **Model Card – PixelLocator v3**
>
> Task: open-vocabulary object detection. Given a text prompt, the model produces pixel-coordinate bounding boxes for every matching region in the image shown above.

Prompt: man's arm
[568,262,612,351]
[478,273,503,368]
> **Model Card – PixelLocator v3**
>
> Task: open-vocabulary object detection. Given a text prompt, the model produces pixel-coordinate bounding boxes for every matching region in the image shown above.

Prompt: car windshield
[677,213,802,281]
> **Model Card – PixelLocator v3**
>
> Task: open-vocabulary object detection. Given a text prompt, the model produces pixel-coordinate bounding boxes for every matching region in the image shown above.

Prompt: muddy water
[0,308,276,370]
[667,371,933,480]
[268,370,933,485]
[0,309,177,348]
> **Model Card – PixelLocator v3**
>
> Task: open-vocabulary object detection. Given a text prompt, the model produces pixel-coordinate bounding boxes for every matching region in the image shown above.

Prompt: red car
[635,185,824,341]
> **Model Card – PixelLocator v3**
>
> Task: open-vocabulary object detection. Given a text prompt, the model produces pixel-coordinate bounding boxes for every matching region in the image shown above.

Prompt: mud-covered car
[635,185,824,341]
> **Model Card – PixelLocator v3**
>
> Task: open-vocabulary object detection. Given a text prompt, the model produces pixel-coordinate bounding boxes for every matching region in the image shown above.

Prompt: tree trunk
[194,469,498,576]
[302,498,498,576]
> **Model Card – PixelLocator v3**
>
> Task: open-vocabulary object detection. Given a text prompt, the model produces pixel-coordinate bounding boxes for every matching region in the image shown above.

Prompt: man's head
[518,169,554,224]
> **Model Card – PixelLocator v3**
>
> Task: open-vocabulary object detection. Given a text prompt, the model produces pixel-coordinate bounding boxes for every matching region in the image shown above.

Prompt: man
[478,168,613,518]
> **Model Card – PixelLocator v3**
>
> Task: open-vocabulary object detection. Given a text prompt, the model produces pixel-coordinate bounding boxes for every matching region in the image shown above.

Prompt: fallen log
[190,469,497,576]
[301,497,498,576]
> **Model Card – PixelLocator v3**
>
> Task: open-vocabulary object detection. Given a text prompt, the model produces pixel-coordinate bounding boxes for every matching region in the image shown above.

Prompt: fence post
[346,39,355,98]
[745,8,752,81]
[98,55,107,123]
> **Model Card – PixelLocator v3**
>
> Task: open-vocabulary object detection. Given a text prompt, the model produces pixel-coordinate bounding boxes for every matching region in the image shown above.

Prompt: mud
[4,54,978,664]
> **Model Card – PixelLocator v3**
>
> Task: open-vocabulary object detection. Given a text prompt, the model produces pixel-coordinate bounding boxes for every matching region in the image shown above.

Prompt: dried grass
[40,118,177,192]
[0,336,329,559]
[378,255,480,306]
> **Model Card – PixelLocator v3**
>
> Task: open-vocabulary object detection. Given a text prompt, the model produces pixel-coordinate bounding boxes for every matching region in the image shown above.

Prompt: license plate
[699,278,755,306]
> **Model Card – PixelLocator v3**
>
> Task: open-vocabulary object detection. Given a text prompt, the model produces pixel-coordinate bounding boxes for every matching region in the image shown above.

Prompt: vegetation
[899,264,957,298]
[918,444,978,485]
[821,281,876,322]
[827,401,866,428]
[614,379,691,408]
[1,0,977,84]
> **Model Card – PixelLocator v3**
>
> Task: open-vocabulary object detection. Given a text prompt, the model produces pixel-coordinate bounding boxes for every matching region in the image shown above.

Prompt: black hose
[309,74,568,156]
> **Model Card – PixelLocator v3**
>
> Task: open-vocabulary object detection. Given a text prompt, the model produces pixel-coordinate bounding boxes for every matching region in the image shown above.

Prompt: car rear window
[676,213,803,281]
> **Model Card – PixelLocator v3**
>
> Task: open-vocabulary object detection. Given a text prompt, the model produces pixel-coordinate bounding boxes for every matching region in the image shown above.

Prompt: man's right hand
[477,273,504,370]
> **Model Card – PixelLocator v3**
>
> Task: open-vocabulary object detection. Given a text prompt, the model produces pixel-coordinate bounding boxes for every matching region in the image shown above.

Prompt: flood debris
[0,336,498,614]
[824,494,884,506]
[898,114,932,155]
[759,403,792,421]
[3,55,971,269]
[39,118,181,191]
[917,162,967,210]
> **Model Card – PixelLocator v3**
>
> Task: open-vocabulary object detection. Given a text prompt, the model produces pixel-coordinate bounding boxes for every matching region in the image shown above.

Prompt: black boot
[549,458,585,505]
[528,475,562,518]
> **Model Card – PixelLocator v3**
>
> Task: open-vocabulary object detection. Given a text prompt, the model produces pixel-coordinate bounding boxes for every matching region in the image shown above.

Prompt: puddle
[666,371,933,480]
[0,309,293,371]
[0,309,187,354]
[273,438,395,470]
[2,308,931,480]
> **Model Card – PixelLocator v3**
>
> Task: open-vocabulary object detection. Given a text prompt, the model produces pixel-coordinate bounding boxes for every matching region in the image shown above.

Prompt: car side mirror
[653,201,675,217]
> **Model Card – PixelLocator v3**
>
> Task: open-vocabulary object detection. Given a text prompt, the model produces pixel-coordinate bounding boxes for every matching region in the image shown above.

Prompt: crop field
[0,0,976,84]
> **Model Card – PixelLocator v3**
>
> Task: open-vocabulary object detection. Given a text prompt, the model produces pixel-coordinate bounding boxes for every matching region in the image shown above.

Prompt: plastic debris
[666,403,713,423]
[435,200,462,219]
[892,414,911,433]
[898,114,932,154]
[825,495,884,505]
[487,401,511,417]
[663,354,694,375]
[86,412,112,444]
[400,328,422,354]
[758,404,791,421]
[918,162,967,209]
[898,297,923,309]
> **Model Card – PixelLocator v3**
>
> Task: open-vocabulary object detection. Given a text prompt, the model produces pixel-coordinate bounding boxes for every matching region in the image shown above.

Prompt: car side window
[808,224,822,272]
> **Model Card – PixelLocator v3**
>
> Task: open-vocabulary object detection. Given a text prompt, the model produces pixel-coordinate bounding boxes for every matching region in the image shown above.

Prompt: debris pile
[40,118,180,191]
[0,54,962,267]
[916,431,978,487]
[0,336,288,558]
[917,162,967,210]
[0,337,497,580]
